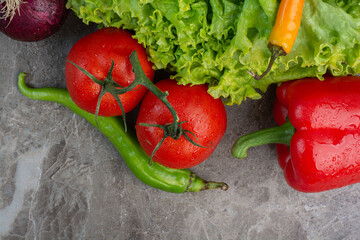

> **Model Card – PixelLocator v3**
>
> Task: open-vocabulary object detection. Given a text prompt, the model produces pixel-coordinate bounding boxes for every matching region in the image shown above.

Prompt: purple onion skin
[0,0,68,42]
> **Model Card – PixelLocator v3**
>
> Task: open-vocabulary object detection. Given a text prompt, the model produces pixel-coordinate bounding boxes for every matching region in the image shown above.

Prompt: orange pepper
[269,0,305,54]
[249,0,305,80]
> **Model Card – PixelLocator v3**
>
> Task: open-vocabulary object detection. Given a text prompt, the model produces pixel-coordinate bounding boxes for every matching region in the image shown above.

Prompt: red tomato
[65,27,154,116]
[135,79,227,169]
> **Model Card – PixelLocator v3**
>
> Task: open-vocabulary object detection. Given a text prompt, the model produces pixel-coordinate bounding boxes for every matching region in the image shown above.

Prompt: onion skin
[0,0,68,42]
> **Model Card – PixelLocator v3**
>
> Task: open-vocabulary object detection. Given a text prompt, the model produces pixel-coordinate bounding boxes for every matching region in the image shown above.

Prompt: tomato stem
[69,51,210,164]
[67,59,129,132]
[128,51,180,136]
[129,52,212,162]
[17,72,229,193]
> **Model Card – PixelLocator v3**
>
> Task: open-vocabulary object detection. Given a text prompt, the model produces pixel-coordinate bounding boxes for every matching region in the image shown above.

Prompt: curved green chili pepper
[17,73,228,193]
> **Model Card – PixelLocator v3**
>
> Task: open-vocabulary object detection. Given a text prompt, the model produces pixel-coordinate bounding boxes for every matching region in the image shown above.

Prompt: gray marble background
[1,13,360,240]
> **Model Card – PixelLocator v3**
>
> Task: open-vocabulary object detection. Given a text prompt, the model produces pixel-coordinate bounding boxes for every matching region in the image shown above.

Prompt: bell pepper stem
[232,120,295,159]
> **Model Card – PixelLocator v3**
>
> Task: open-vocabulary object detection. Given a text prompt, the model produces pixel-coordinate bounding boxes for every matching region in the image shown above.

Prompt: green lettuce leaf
[66,0,360,105]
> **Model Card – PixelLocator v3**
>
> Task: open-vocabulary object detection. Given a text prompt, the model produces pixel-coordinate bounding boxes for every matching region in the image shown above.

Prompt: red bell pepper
[232,76,360,193]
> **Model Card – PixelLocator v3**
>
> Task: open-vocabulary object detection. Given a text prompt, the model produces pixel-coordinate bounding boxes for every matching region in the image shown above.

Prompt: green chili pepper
[17,73,228,193]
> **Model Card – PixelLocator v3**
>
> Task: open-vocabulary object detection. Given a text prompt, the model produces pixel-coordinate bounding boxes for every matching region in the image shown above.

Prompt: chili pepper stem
[17,72,228,193]
[248,44,286,80]
[186,173,228,192]
[202,181,229,191]
[232,120,295,159]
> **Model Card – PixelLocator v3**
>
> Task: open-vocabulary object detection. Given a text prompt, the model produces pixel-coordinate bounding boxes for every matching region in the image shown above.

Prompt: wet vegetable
[65,28,154,117]
[232,76,360,192]
[136,79,227,169]
[17,72,228,193]
[67,0,360,105]
[249,0,305,80]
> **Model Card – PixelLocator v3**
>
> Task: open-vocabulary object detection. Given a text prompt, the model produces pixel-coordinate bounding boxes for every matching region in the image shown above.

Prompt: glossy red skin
[274,76,360,192]
[273,97,290,170]
[65,28,154,116]
[135,79,227,169]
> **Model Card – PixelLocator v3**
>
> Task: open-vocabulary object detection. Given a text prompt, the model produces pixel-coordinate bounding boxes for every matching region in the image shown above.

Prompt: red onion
[0,0,68,41]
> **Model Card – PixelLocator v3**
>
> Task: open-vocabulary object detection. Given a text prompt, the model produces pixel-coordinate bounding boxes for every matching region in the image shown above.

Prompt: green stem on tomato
[68,51,210,163]
[17,72,228,193]
[67,58,129,132]
[128,51,180,137]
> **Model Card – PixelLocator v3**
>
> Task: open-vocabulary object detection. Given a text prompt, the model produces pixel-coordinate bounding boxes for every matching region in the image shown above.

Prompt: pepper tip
[221,183,229,191]
[202,181,229,191]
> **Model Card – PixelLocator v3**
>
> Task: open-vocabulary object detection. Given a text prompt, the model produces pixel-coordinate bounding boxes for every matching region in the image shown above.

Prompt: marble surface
[1,13,360,240]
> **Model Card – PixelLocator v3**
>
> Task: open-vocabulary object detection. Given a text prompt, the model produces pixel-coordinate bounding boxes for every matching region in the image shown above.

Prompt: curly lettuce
[66,0,360,105]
